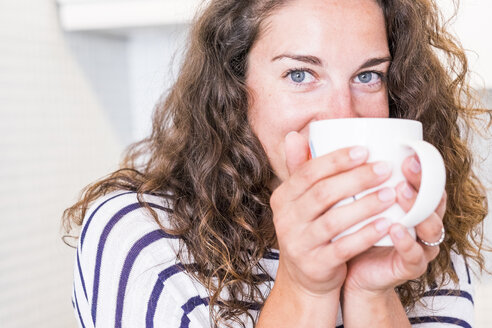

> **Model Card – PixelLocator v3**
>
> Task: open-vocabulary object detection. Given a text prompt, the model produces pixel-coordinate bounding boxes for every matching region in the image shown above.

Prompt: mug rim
[309,117,422,129]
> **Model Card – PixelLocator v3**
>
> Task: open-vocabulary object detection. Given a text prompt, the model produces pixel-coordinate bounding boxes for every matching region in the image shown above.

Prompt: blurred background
[0,0,491,327]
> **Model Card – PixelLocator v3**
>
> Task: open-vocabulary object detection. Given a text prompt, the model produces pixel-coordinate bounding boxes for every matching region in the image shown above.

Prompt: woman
[63,0,490,327]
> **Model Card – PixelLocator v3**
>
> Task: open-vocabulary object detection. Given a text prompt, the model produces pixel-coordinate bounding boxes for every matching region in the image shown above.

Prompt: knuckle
[320,215,336,235]
[329,153,347,171]
[297,164,316,184]
[311,181,331,204]
[400,238,416,255]
[331,242,352,262]
[408,254,422,267]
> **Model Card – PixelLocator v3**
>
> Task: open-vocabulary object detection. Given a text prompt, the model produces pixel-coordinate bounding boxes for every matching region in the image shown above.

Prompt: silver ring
[419,227,445,247]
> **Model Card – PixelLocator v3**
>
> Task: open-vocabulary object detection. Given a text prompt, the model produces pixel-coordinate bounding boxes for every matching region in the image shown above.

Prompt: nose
[316,85,359,120]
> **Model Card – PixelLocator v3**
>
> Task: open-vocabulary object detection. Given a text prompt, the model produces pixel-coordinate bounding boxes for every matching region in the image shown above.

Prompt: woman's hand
[271,132,395,298]
[343,155,447,296]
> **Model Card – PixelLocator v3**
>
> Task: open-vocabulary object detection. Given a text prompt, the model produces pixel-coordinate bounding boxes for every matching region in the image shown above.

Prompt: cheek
[248,111,288,180]
[248,96,312,181]
[354,90,390,117]
[249,87,312,137]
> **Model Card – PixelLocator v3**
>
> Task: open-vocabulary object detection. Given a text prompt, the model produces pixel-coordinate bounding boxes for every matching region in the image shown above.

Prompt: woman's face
[246,0,390,183]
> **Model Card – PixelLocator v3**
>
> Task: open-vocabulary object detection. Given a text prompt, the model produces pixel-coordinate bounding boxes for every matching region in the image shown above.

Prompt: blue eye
[358,72,373,83]
[287,69,315,84]
[290,70,306,83]
[354,71,382,84]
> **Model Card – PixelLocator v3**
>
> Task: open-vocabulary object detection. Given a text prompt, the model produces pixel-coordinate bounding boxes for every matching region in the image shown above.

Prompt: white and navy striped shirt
[72,191,476,327]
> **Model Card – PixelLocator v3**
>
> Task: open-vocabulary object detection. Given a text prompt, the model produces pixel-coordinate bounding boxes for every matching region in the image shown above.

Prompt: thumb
[285,131,310,176]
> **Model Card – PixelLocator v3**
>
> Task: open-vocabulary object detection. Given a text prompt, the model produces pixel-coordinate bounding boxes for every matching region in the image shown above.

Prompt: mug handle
[398,139,446,228]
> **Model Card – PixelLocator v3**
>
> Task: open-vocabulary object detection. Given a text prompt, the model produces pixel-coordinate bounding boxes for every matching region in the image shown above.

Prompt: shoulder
[78,191,177,258]
[77,190,184,286]
[73,191,212,327]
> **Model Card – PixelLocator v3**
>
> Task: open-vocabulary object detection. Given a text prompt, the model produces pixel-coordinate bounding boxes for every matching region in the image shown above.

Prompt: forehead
[254,0,388,61]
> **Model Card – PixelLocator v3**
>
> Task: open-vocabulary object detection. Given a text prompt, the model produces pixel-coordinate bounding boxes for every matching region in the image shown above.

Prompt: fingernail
[402,183,414,199]
[409,157,421,174]
[395,226,406,240]
[286,131,297,139]
[375,218,391,232]
[378,187,396,202]
[373,162,392,176]
[349,146,368,160]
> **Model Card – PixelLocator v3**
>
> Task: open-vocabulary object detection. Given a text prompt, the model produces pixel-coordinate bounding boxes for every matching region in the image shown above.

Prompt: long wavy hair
[63,0,491,326]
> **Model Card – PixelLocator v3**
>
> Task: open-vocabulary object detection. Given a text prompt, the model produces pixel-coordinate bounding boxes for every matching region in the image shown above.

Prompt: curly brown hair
[63,0,491,326]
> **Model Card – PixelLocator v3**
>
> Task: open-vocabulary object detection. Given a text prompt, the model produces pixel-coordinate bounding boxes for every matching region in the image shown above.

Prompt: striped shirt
[72,191,475,327]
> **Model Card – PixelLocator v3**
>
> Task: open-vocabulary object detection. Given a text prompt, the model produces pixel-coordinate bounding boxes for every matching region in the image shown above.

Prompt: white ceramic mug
[309,118,446,246]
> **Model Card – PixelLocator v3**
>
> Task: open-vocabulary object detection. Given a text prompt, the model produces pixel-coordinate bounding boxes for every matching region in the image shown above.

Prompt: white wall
[437,0,492,89]
[0,2,188,327]
[65,32,133,145]
[0,1,127,327]
[128,26,188,142]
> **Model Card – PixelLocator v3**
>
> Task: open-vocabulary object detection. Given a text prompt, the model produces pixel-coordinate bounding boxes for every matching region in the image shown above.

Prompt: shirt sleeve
[72,191,214,328]
[407,251,475,328]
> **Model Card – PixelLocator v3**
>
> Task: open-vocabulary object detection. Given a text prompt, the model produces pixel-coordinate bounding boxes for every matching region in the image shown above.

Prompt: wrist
[276,259,343,300]
[263,282,341,327]
[343,286,396,303]
[257,264,341,327]
[342,286,399,315]
[341,288,411,328]
[276,263,342,305]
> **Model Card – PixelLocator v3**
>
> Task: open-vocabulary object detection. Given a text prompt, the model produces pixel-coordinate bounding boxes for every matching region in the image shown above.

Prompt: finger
[395,181,417,212]
[396,182,446,220]
[396,178,446,217]
[402,155,421,190]
[278,145,369,201]
[305,187,396,247]
[293,161,393,221]
[315,217,392,267]
[285,131,310,176]
[415,213,443,242]
[435,191,447,218]
[414,213,443,260]
[389,224,428,279]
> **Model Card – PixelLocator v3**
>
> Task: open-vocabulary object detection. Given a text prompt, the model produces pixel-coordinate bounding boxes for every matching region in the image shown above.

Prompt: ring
[419,227,445,247]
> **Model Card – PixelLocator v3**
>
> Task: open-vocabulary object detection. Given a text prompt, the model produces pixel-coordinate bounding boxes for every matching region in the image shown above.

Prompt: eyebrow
[358,56,392,70]
[271,54,392,70]
[272,54,322,66]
